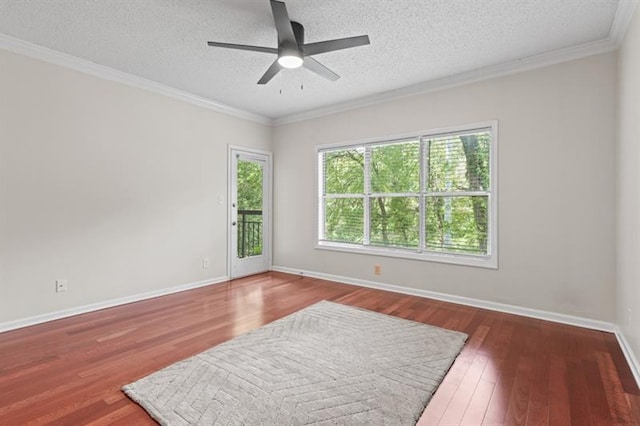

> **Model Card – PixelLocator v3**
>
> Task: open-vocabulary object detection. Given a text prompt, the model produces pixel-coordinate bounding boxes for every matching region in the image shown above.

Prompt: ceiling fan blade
[207,41,277,54]
[303,35,370,56]
[270,0,297,46]
[257,60,282,85]
[303,57,340,81]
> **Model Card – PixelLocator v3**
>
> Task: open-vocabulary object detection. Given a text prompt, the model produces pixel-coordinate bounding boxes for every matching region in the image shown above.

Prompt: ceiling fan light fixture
[277,53,303,69]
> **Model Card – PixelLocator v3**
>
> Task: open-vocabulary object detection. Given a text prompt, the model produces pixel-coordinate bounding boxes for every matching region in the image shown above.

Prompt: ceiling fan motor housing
[278,21,304,68]
[277,22,302,61]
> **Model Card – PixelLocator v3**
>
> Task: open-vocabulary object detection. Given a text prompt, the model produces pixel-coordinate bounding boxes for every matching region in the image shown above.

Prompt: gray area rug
[123,300,467,425]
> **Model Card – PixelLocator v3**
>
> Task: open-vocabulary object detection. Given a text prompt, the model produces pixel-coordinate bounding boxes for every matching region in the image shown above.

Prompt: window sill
[315,242,498,269]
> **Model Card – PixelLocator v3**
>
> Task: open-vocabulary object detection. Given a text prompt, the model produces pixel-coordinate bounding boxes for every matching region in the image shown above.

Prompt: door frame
[227,145,273,279]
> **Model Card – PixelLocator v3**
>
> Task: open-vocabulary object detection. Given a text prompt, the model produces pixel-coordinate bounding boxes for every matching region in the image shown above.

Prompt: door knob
[232,221,237,226]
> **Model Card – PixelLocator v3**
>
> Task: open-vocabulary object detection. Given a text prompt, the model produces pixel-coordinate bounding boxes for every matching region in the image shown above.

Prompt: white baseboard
[0,276,228,333]
[3,267,638,389]
[273,265,640,387]
[272,265,615,332]
[614,327,640,388]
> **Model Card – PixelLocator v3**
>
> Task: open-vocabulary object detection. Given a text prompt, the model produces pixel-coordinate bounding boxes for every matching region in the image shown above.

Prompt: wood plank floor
[1,272,638,425]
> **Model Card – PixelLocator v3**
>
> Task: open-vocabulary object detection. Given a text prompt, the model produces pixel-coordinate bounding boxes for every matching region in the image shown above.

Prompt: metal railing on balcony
[237,209,263,258]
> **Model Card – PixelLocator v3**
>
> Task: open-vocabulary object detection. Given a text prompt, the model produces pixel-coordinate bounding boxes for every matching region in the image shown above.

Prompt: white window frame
[316,121,498,269]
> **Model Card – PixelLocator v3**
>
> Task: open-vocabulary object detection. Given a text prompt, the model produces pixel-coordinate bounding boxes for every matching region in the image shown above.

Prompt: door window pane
[237,160,263,258]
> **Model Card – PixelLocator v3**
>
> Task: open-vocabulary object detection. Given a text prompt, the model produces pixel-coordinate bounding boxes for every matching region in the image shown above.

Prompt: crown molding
[273,37,618,126]
[274,1,638,126]
[610,0,639,45]
[2,1,636,128]
[0,34,272,126]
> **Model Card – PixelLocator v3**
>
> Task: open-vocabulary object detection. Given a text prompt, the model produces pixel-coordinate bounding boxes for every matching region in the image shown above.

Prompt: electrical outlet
[202,257,210,269]
[374,264,381,275]
[56,279,67,293]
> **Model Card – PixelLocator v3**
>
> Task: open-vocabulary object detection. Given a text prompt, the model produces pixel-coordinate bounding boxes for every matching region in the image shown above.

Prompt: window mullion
[324,193,368,198]
[486,193,492,256]
[419,138,426,251]
[368,192,418,197]
[423,191,488,197]
[363,146,371,246]
[319,154,326,241]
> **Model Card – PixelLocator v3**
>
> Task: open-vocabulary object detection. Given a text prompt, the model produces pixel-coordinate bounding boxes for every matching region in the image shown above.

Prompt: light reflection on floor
[232,282,265,336]
[418,332,507,424]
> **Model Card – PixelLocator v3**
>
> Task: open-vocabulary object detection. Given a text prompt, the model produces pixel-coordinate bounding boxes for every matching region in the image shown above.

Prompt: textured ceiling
[0,0,621,120]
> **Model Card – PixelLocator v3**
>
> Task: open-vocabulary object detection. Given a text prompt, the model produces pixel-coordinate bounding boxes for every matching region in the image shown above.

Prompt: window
[317,122,497,268]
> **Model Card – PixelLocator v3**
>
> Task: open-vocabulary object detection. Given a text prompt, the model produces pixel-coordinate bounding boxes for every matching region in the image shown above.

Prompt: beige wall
[273,53,618,322]
[0,44,624,328]
[0,49,271,323]
[617,7,640,361]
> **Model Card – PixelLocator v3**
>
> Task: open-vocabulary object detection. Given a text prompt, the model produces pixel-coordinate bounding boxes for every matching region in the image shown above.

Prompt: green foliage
[237,160,263,210]
[425,133,490,253]
[369,141,421,247]
[425,196,488,254]
[427,133,490,191]
[323,148,364,194]
[370,141,420,193]
[237,160,263,258]
[370,197,419,248]
[321,131,491,255]
[324,198,364,243]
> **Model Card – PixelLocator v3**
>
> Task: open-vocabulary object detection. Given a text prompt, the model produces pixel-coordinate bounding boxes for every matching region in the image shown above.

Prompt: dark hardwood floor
[0,272,638,425]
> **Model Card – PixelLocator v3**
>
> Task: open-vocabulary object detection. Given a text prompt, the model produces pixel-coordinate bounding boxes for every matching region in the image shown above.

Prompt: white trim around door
[228,146,273,279]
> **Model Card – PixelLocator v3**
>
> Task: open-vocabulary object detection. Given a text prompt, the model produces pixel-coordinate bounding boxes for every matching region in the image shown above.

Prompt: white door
[229,148,271,278]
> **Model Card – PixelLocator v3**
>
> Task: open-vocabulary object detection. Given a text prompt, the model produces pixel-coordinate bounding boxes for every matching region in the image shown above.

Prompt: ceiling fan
[207,0,370,85]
